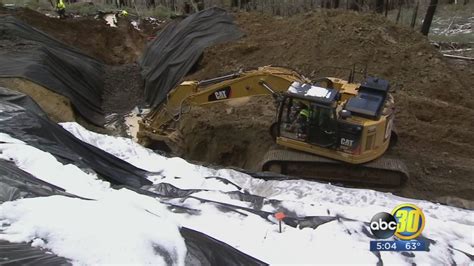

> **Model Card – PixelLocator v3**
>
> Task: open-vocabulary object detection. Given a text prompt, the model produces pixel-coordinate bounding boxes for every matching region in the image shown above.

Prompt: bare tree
[396,0,402,23]
[410,0,418,28]
[420,0,438,35]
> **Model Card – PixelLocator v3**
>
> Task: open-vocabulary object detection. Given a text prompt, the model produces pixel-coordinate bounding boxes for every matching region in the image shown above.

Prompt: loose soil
[180,10,474,206]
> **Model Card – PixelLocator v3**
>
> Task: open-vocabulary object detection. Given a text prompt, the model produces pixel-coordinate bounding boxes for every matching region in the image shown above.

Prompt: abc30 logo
[370,204,425,240]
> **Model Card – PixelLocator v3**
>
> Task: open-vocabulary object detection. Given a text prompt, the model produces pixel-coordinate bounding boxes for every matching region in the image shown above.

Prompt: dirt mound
[180,10,474,203]
[0,7,148,64]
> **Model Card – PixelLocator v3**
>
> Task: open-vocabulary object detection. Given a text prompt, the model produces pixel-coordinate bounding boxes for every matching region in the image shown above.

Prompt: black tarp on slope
[140,7,243,107]
[0,87,151,188]
[0,231,265,266]
[0,16,105,126]
[181,227,265,266]
[0,240,72,266]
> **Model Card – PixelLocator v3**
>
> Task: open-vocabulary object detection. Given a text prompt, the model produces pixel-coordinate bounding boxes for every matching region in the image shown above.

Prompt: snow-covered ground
[0,123,473,265]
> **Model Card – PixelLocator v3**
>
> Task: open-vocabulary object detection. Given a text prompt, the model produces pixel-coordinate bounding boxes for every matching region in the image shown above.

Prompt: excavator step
[260,148,409,187]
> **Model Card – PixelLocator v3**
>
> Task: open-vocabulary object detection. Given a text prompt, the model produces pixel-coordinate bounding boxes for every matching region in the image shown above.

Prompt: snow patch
[0,195,186,265]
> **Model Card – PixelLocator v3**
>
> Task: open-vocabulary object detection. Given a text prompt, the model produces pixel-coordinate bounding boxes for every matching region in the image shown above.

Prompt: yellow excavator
[137,66,408,186]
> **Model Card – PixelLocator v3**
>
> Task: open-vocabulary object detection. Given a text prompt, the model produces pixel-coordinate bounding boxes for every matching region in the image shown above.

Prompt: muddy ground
[3,7,472,207]
[183,10,474,206]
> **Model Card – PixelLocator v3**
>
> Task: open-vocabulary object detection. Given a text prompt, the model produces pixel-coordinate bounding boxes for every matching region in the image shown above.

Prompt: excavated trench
[175,96,277,171]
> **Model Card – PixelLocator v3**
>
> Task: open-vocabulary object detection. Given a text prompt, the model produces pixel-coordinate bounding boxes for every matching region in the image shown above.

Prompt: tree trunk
[410,1,419,28]
[350,0,364,11]
[396,0,402,23]
[375,0,384,13]
[420,0,438,35]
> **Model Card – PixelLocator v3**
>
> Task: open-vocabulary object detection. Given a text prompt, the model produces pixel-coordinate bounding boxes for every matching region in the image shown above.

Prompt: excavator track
[260,148,409,187]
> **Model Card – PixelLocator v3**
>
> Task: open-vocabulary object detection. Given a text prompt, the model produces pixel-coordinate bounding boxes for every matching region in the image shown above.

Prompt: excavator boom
[138,66,305,143]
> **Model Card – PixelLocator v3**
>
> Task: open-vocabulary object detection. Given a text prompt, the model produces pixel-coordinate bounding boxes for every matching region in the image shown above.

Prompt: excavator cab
[277,82,341,149]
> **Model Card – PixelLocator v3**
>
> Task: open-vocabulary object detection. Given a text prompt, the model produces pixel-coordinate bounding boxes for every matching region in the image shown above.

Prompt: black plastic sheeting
[0,16,105,126]
[0,159,76,203]
[0,158,75,265]
[0,79,45,115]
[140,7,243,107]
[0,229,266,266]
[149,182,341,230]
[0,87,151,188]
[181,227,266,266]
[0,240,72,266]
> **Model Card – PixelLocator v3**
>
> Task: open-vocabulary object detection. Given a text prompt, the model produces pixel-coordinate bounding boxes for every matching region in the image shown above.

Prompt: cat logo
[214,90,227,100]
[208,86,231,101]
[341,138,354,147]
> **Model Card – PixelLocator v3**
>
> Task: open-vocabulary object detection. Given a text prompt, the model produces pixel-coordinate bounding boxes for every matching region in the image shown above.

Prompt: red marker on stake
[275,212,286,233]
